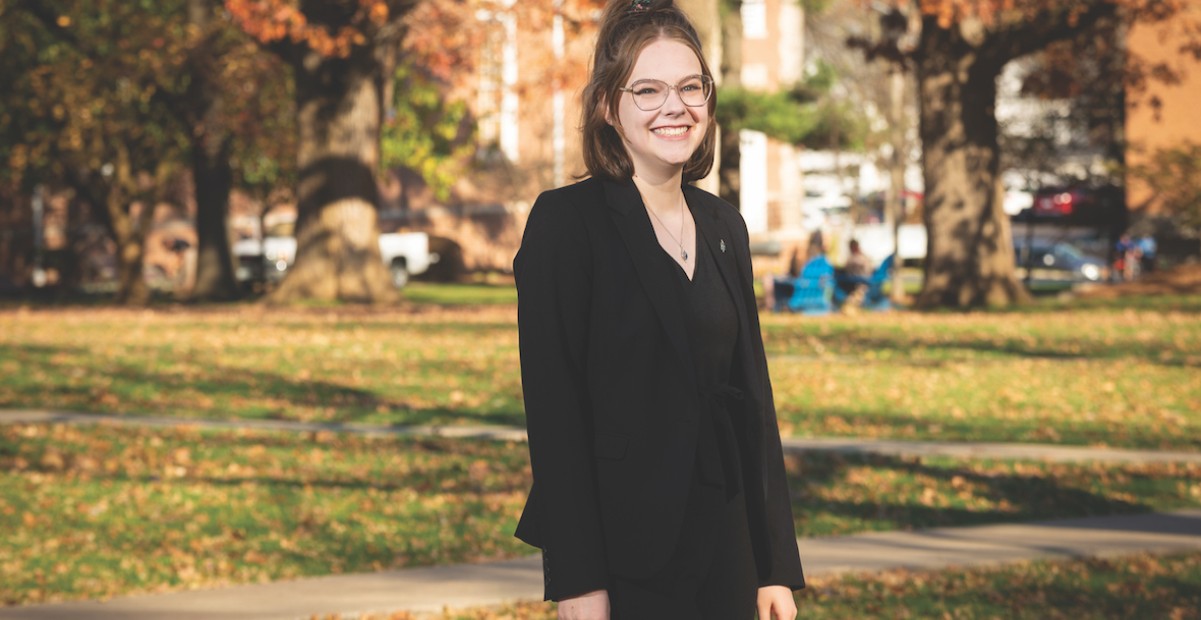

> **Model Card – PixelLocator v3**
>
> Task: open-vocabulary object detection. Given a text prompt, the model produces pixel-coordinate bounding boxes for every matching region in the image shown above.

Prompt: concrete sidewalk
[5,409,1201,464]
[3,510,1199,620]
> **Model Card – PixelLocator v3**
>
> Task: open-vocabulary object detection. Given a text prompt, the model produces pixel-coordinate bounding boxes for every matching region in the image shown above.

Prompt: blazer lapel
[687,186,768,429]
[688,186,750,342]
[603,178,697,391]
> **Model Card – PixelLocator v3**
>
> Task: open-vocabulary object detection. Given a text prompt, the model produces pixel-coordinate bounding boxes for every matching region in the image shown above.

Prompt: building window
[743,0,767,40]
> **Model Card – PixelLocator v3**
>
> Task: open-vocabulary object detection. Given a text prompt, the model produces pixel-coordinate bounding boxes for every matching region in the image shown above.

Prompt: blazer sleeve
[731,212,807,590]
[513,192,609,601]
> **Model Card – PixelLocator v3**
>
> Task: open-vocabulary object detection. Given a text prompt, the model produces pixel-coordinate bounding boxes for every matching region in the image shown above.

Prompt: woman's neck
[631,171,684,213]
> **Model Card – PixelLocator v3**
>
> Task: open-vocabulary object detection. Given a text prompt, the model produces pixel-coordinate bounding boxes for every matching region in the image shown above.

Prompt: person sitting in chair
[837,240,873,297]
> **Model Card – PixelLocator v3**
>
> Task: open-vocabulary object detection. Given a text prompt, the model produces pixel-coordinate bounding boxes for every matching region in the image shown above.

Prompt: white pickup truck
[234,231,437,288]
[851,223,928,266]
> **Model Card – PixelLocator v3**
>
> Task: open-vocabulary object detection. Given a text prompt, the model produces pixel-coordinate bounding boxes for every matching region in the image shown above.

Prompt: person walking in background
[512,1,805,618]
[1137,234,1157,274]
[1115,234,1140,281]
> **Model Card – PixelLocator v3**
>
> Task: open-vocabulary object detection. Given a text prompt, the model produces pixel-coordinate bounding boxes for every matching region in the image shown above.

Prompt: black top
[663,208,743,499]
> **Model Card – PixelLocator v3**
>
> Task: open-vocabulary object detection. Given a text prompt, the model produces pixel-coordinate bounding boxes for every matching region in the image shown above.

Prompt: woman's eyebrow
[630,72,703,82]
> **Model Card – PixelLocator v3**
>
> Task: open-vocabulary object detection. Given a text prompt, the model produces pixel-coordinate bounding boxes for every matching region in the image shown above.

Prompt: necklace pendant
[681,249,689,261]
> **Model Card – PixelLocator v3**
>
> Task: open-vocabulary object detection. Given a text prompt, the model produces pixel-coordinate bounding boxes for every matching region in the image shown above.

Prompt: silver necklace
[646,192,689,262]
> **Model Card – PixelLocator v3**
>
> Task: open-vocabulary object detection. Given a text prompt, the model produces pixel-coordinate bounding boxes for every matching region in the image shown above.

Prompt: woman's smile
[652,125,692,138]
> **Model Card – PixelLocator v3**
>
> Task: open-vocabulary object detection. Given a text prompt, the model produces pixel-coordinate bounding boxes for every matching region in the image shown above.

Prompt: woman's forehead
[629,39,702,82]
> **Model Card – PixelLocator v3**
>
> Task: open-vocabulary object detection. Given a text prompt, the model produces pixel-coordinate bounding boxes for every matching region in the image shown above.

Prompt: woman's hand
[557,589,610,620]
[757,585,797,620]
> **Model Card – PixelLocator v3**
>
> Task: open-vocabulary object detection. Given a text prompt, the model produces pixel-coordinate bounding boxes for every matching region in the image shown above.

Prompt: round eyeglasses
[619,75,714,111]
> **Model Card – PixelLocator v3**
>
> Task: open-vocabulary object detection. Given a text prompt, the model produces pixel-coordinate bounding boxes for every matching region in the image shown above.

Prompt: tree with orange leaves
[855,0,1200,308]
[225,0,410,303]
[227,0,602,302]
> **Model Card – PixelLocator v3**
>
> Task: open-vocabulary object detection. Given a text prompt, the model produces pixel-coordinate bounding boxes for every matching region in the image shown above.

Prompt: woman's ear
[601,98,625,139]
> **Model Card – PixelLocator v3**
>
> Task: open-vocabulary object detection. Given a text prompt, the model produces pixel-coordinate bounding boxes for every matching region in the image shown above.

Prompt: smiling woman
[512,1,803,619]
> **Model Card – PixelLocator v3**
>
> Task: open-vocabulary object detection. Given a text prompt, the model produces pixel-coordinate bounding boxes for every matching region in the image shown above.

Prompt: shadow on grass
[0,343,525,427]
[1006,293,1201,315]
[778,328,1200,368]
[776,404,1201,451]
[786,451,1162,538]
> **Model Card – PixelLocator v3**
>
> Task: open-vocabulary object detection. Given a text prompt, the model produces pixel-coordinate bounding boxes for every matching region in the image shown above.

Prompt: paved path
[3,510,1199,620]
[4,409,1200,464]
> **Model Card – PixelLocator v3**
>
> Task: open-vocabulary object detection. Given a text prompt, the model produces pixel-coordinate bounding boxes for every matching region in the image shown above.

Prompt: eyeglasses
[619,75,714,111]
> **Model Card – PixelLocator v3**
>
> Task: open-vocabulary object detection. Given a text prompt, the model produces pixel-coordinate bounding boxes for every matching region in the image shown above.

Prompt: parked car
[233,226,437,289]
[1013,238,1108,291]
[1019,184,1126,229]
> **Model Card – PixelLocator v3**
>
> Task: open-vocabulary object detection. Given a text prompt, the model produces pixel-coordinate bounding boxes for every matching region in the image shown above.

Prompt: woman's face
[611,38,710,180]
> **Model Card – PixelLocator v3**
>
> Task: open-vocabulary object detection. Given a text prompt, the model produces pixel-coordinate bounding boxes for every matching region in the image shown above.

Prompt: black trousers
[607,477,758,619]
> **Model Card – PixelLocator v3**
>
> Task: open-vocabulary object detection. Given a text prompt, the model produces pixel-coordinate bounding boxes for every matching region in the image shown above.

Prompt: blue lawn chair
[833,254,896,311]
[785,256,835,315]
[861,254,896,310]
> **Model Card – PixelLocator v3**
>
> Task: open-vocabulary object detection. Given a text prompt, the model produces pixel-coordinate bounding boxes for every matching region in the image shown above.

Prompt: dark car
[1018,184,1126,229]
[1014,239,1108,291]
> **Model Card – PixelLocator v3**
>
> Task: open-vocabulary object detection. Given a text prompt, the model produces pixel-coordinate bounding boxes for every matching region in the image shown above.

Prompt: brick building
[1124,3,1201,214]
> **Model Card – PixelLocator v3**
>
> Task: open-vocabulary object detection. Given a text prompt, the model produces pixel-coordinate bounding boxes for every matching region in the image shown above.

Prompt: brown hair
[580,0,717,182]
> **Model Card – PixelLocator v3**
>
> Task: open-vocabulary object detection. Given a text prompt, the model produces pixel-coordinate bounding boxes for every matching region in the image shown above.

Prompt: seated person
[837,239,873,295]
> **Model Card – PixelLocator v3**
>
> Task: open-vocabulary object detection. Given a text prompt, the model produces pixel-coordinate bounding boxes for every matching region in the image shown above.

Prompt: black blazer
[513,177,805,601]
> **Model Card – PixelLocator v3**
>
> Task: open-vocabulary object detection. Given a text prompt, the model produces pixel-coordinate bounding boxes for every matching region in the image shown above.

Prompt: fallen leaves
[0,424,532,605]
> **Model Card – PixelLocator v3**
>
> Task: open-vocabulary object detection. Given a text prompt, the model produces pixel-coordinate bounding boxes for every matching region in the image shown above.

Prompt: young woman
[513,1,805,617]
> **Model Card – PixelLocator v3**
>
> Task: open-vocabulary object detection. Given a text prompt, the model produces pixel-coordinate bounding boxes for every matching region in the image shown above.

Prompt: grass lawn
[1,290,1197,449]
[2,287,1199,607]
[2,423,1199,605]
[399,282,518,307]
[399,552,1201,619]
[761,305,1201,450]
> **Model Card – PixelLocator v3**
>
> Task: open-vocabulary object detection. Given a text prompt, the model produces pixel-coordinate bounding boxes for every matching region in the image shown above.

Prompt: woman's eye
[635,87,661,96]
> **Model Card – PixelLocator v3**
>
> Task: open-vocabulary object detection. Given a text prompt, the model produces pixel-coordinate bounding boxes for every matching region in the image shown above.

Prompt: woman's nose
[660,87,687,114]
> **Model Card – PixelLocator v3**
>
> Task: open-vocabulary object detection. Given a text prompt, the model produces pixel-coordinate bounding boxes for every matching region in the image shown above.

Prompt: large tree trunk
[914,19,1027,309]
[185,0,239,302]
[270,45,395,304]
[189,134,238,300]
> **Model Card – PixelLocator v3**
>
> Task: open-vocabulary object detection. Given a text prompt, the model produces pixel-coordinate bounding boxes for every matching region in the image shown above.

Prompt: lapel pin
[720,239,726,253]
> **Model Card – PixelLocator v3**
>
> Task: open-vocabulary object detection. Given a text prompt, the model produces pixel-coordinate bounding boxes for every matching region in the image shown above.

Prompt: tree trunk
[914,20,1027,309]
[269,46,395,304]
[185,0,239,302]
[107,190,154,306]
[73,154,154,306]
[189,133,238,300]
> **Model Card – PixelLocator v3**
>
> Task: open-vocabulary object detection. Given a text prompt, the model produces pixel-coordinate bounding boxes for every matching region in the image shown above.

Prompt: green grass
[783,451,1201,537]
[1,424,530,605]
[760,304,1201,450]
[2,423,1199,605]
[400,282,518,306]
[3,288,1198,610]
[790,552,1201,620]
[0,305,524,427]
[4,290,1197,449]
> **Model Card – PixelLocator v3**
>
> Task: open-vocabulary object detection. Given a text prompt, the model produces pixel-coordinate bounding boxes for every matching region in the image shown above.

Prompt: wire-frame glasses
[619,75,714,111]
